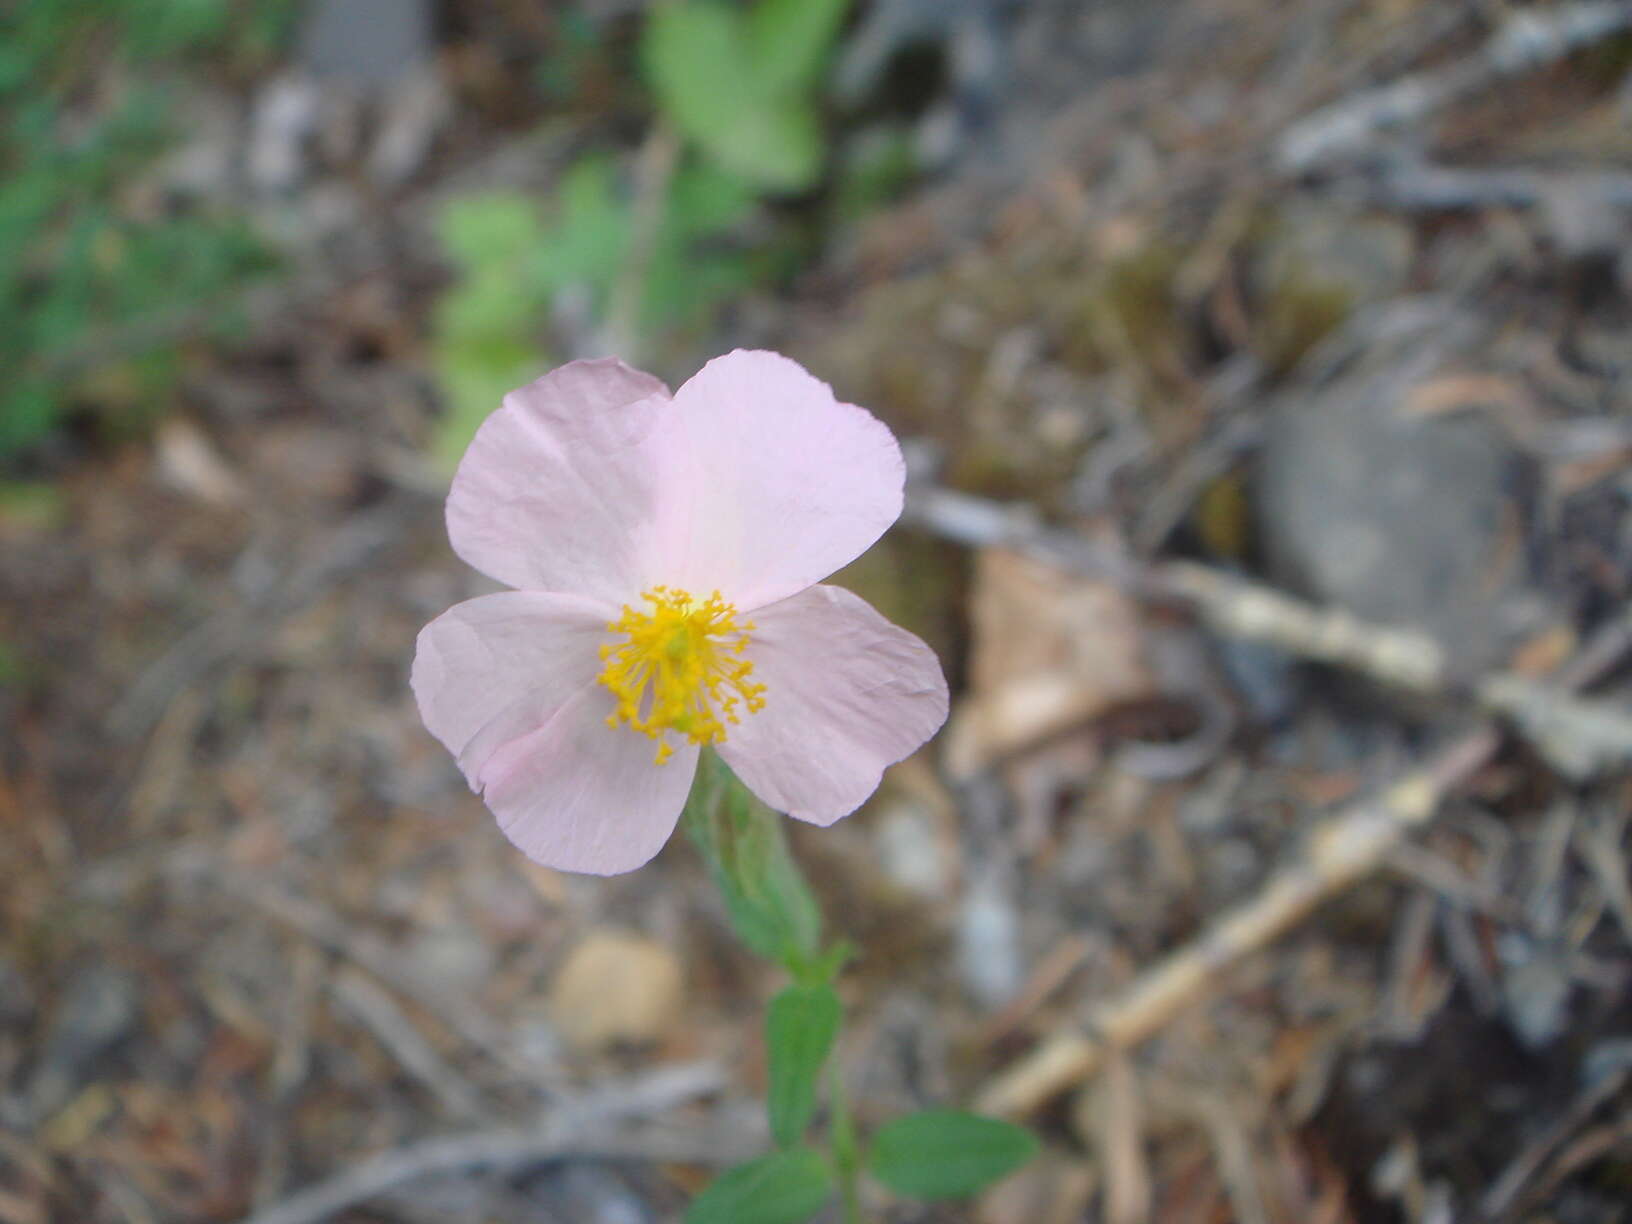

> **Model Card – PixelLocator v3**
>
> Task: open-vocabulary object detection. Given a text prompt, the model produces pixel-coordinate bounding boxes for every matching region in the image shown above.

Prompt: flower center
[597,586,767,764]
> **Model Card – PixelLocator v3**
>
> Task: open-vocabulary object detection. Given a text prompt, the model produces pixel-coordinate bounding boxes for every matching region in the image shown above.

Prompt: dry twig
[1351,158,1632,214]
[933,485,1632,1115]
[332,969,490,1121]
[602,122,682,362]
[222,873,548,1087]
[906,484,1632,780]
[1276,1,1632,173]
[973,729,1500,1117]
[233,1062,746,1224]
[1480,1055,1632,1219]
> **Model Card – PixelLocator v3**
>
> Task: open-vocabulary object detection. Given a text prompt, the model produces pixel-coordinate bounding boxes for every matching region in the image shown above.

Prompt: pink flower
[412,350,949,875]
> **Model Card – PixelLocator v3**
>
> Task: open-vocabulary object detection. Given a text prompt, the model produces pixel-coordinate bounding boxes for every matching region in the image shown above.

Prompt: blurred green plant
[0,0,289,459]
[680,753,1038,1223]
[430,0,864,467]
[430,1,868,463]
[429,152,775,466]
[642,0,851,193]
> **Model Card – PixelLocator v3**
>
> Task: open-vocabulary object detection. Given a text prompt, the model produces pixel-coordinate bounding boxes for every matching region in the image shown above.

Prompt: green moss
[1257,273,1352,376]
[1097,238,1186,361]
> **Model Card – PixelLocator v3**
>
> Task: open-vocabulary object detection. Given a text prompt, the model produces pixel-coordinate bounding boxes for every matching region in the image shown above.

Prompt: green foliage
[641,0,850,192]
[642,159,761,331]
[685,1148,834,1224]
[682,752,823,970]
[766,983,841,1148]
[866,1110,1039,1200]
[438,193,549,270]
[832,124,917,222]
[531,157,631,297]
[428,192,552,467]
[680,755,1040,1218]
[748,0,851,96]
[429,0,859,462]
[428,156,769,464]
[0,0,288,459]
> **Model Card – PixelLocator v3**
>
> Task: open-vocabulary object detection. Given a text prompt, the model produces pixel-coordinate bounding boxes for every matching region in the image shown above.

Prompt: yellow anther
[597,588,767,764]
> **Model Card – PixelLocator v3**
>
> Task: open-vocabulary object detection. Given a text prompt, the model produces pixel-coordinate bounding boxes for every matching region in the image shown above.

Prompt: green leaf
[0,381,60,455]
[665,161,757,240]
[433,268,534,343]
[747,0,850,96]
[685,1147,833,1224]
[532,154,630,294]
[766,983,841,1148]
[867,1110,1038,1201]
[431,336,543,469]
[641,3,822,191]
[436,193,544,270]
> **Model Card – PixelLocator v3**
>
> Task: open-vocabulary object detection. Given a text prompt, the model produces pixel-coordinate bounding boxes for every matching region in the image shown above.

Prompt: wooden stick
[234,1063,742,1224]
[966,523,1632,1117]
[1276,1,1632,173]
[905,484,1632,780]
[973,730,1498,1117]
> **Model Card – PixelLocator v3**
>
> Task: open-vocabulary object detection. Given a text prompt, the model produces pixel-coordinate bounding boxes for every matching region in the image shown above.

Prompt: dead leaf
[946,549,1154,777]
[1400,373,1535,442]
[1508,623,1577,677]
[155,420,245,507]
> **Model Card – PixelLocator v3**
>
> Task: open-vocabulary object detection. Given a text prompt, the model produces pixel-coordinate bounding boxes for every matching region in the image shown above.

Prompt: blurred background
[4,0,1632,1220]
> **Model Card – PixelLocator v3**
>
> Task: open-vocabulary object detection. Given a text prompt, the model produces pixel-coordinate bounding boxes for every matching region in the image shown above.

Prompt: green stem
[830,1060,863,1224]
[682,749,823,973]
[686,752,864,1215]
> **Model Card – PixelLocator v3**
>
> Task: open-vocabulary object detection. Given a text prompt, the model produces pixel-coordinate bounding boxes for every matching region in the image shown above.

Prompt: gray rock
[1255,326,1528,668]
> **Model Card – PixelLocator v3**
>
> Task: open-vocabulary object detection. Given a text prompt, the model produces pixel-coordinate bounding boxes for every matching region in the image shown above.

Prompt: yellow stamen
[597,586,767,764]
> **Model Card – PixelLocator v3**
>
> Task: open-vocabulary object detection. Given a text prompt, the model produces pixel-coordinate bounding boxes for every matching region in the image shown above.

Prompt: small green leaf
[431,336,543,469]
[532,154,630,295]
[867,1110,1038,1201]
[685,1147,833,1224]
[665,161,757,239]
[641,2,823,191]
[766,983,841,1148]
[0,381,60,454]
[747,0,850,96]
[436,193,544,269]
[642,3,755,152]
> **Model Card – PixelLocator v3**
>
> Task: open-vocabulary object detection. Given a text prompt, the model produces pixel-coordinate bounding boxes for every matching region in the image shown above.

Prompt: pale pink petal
[716,584,948,825]
[411,591,613,789]
[479,686,701,875]
[654,351,905,611]
[446,358,671,602]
